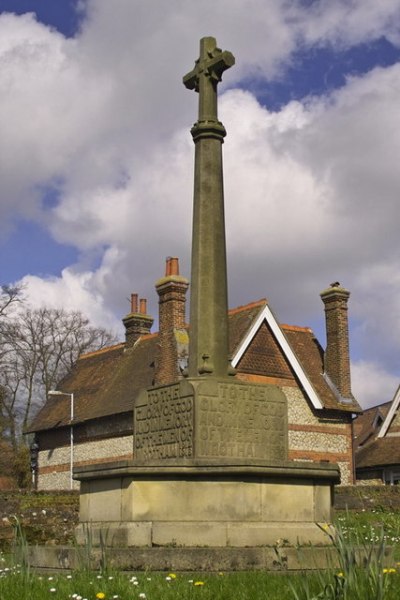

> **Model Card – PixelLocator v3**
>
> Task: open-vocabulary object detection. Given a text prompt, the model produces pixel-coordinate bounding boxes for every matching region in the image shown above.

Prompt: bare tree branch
[0,306,118,447]
[0,284,23,319]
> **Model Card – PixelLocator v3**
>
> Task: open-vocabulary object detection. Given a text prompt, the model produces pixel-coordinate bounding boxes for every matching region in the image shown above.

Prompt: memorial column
[183,37,235,379]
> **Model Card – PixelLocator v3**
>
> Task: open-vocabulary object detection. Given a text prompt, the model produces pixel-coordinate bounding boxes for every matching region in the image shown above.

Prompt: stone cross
[183,38,235,379]
[133,38,288,465]
[183,37,235,122]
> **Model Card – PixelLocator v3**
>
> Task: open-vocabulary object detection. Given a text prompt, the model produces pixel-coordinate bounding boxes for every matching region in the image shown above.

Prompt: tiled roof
[353,402,391,450]
[356,437,400,469]
[26,300,360,433]
[237,320,295,379]
[26,338,157,433]
[228,300,267,356]
[282,326,359,412]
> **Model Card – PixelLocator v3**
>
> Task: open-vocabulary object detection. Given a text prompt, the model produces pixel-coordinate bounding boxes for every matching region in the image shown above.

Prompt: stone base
[74,459,339,549]
[25,545,341,572]
[75,521,329,548]
[28,544,395,572]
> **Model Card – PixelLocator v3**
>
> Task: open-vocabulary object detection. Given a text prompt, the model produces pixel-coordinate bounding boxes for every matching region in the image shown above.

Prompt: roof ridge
[281,324,313,333]
[228,299,267,316]
[79,342,126,360]
[363,400,392,412]
[138,332,159,341]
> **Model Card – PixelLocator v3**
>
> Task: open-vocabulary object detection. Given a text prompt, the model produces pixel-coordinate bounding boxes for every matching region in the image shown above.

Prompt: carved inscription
[134,380,288,462]
[134,384,194,460]
[195,382,287,460]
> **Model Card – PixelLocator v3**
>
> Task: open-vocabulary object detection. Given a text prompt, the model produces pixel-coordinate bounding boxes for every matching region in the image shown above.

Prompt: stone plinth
[75,459,339,549]
[27,543,395,573]
[134,379,288,461]
[75,379,339,552]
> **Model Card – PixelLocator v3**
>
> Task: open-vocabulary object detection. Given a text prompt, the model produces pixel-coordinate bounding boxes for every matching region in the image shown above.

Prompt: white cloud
[2,1,400,409]
[0,11,120,233]
[19,247,124,335]
[351,261,400,374]
[222,91,329,258]
[351,360,398,409]
[298,0,400,48]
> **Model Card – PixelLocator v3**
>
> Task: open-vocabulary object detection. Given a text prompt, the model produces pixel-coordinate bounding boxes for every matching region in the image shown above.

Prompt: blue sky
[0,0,83,37]
[1,0,400,408]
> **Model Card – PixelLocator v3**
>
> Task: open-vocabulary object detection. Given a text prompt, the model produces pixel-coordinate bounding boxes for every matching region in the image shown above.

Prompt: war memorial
[31,38,340,571]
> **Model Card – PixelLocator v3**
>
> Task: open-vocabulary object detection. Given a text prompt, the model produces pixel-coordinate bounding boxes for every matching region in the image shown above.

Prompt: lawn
[336,507,400,559]
[1,508,400,599]
[1,563,400,600]
[0,568,299,600]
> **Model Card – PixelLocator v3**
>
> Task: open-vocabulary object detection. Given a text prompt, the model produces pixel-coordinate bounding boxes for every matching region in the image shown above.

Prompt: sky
[1,0,400,409]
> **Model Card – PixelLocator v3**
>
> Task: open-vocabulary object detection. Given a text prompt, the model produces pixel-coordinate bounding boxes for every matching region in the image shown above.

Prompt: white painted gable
[231,303,323,410]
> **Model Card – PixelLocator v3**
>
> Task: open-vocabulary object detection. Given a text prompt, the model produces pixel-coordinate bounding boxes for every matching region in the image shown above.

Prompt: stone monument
[73,37,339,568]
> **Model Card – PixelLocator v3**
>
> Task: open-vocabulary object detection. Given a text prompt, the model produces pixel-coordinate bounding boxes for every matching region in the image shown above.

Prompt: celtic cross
[183,37,235,123]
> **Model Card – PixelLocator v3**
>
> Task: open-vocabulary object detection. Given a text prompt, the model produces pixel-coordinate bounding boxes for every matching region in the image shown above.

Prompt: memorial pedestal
[75,379,339,550]
[75,459,339,549]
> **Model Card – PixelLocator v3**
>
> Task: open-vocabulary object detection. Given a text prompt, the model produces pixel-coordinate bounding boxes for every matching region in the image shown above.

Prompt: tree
[0,284,23,448]
[0,284,22,316]
[0,307,118,448]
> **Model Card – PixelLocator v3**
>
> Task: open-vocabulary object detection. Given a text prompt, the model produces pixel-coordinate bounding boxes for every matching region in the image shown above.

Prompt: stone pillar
[183,36,235,379]
[122,294,153,347]
[154,257,189,385]
[320,282,352,399]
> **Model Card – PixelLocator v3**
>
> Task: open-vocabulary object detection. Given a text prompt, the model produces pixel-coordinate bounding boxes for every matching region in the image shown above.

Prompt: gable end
[236,320,295,380]
[232,304,323,409]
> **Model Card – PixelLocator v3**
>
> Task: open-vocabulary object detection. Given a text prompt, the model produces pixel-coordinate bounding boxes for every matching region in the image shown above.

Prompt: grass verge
[1,508,400,599]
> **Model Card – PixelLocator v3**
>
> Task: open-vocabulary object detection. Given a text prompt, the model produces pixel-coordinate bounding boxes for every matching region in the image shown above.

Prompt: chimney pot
[165,257,180,277]
[131,293,138,313]
[139,298,147,315]
[123,295,153,347]
[169,257,179,276]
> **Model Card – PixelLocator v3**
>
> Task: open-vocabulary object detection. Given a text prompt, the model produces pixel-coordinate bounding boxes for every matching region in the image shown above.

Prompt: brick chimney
[320,282,352,400]
[154,257,189,385]
[122,293,154,347]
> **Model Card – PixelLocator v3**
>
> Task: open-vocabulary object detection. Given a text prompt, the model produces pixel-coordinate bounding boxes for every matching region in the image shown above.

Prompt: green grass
[0,566,400,600]
[0,568,297,600]
[2,509,400,599]
[335,508,400,559]
[19,494,78,511]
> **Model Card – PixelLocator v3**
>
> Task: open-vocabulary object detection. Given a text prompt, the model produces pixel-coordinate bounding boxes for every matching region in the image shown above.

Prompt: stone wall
[357,477,383,486]
[37,435,133,490]
[286,386,353,485]
[0,490,79,550]
[334,485,400,510]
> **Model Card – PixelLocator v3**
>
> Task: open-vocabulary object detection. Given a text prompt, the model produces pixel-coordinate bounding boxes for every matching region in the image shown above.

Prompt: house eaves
[378,384,400,438]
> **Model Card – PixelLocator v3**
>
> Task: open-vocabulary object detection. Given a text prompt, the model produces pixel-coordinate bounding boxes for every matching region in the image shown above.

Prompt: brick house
[26,258,360,489]
[355,387,400,484]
